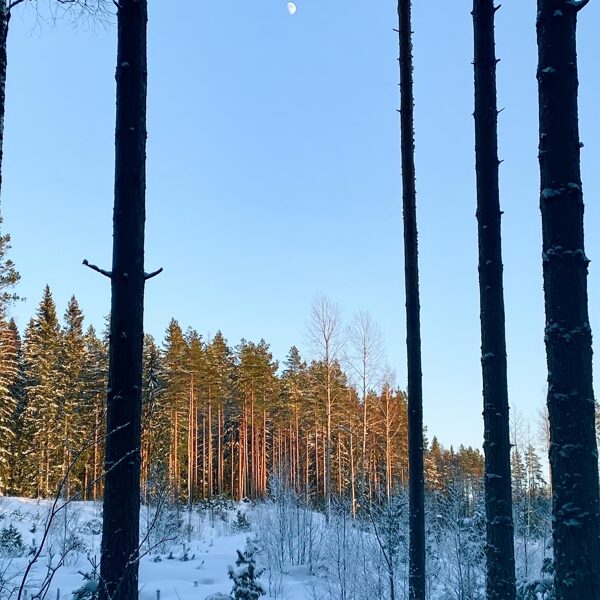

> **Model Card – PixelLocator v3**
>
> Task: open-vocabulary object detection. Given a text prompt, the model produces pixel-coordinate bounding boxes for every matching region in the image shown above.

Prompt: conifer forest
[0,1,599,600]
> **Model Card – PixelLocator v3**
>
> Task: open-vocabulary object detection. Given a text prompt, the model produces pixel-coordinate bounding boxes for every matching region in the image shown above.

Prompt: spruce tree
[228,540,265,600]
[5,318,23,494]
[60,296,87,496]
[536,1,600,597]
[161,319,190,497]
[141,333,165,499]
[22,286,64,497]
[0,213,19,492]
[0,312,18,490]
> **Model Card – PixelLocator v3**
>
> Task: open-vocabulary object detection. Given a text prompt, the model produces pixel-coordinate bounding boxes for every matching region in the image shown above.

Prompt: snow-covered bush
[232,510,251,533]
[143,466,184,553]
[47,504,87,566]
[71,560,99,600]
[429,483,486,600]
[517,557,555,600]
[228,540,265,600]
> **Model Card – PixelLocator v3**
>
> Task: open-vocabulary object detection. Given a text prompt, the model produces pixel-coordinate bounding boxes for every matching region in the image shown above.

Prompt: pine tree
[280,346,308,494]
[235,340,278,499]
[99,0,150,596]
[228,540,265,600]
[204,331,234,497]
[536,1,600,597]
[472,1,516,597]
[161,319,190,497]
[81,325,108,501]
[398,0,425,597]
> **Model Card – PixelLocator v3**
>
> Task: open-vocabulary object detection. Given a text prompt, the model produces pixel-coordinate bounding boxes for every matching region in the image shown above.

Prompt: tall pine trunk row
[98,0,148,598]
[536,1,600,598]
[397,1,425,598]
[472,1,516,598]
[0,0,8,200]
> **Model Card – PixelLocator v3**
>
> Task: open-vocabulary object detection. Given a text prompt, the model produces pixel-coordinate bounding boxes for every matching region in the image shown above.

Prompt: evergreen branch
[144,267,163,281]
[83,259,112,279]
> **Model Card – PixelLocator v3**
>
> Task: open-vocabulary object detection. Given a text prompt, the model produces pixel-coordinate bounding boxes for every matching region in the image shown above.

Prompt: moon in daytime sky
[287,2,297,15]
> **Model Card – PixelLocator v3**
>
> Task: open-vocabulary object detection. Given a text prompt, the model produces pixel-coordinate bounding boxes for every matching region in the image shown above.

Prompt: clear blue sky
[3,1,600,450]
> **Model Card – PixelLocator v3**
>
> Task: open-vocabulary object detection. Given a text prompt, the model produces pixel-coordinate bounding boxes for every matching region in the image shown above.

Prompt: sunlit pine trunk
[349,432,356,518]
[217,407,223,495]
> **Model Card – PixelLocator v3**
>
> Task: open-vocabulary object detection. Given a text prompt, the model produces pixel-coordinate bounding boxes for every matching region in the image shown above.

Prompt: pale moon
[287,2,297,15]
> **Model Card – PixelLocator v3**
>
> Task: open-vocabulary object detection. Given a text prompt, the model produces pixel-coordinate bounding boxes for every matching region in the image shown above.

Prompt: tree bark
[536,1,600,598]
[0,1,8,200]
[472,2,516,598]
[397,1,425,598]
[98,1,148,598]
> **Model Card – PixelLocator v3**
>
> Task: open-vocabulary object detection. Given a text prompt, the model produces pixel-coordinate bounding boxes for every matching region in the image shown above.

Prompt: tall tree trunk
[218,407,223,495]
[472,2,516,598]
[349,432,356,517]
[262,409,267,495]
[207,389,213,499]
[305,432,309,503]
[0,1,8,199]
[397,1,425,598]
[188,379,195,504]
[99,1,148,598]
[325,363,332,521]
[536,1,600,597]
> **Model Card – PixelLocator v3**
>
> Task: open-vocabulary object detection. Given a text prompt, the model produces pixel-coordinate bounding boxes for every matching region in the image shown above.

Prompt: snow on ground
[0,496,312,600]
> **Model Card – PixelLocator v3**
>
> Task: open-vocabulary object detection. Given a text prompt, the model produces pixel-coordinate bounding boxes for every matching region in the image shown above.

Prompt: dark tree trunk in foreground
[536,1,600,598]
[98,1,148,599]
[0,1,9,199]
[472,2,516,599]
[397,2,425,599]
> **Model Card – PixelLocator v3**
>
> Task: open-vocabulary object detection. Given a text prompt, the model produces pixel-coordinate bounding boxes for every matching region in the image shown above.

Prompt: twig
[82,259,112,279]
[17,422,132,600]
[144,268,163,281]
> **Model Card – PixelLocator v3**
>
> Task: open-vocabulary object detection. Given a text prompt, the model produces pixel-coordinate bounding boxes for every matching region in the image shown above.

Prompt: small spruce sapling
[228,540,265,600]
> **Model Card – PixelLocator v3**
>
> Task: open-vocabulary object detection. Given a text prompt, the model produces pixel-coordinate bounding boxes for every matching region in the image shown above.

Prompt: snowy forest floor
[0,493,551,600]
[0,496,328,600]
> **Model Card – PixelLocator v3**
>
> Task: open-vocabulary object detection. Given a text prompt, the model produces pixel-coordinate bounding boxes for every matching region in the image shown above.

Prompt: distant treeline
[0,285,549,510]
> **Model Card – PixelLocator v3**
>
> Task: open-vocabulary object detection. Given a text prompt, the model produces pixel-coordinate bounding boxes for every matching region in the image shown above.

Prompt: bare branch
[144,267,163,280]
[83,259,112,279]
[7,0,27,11]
